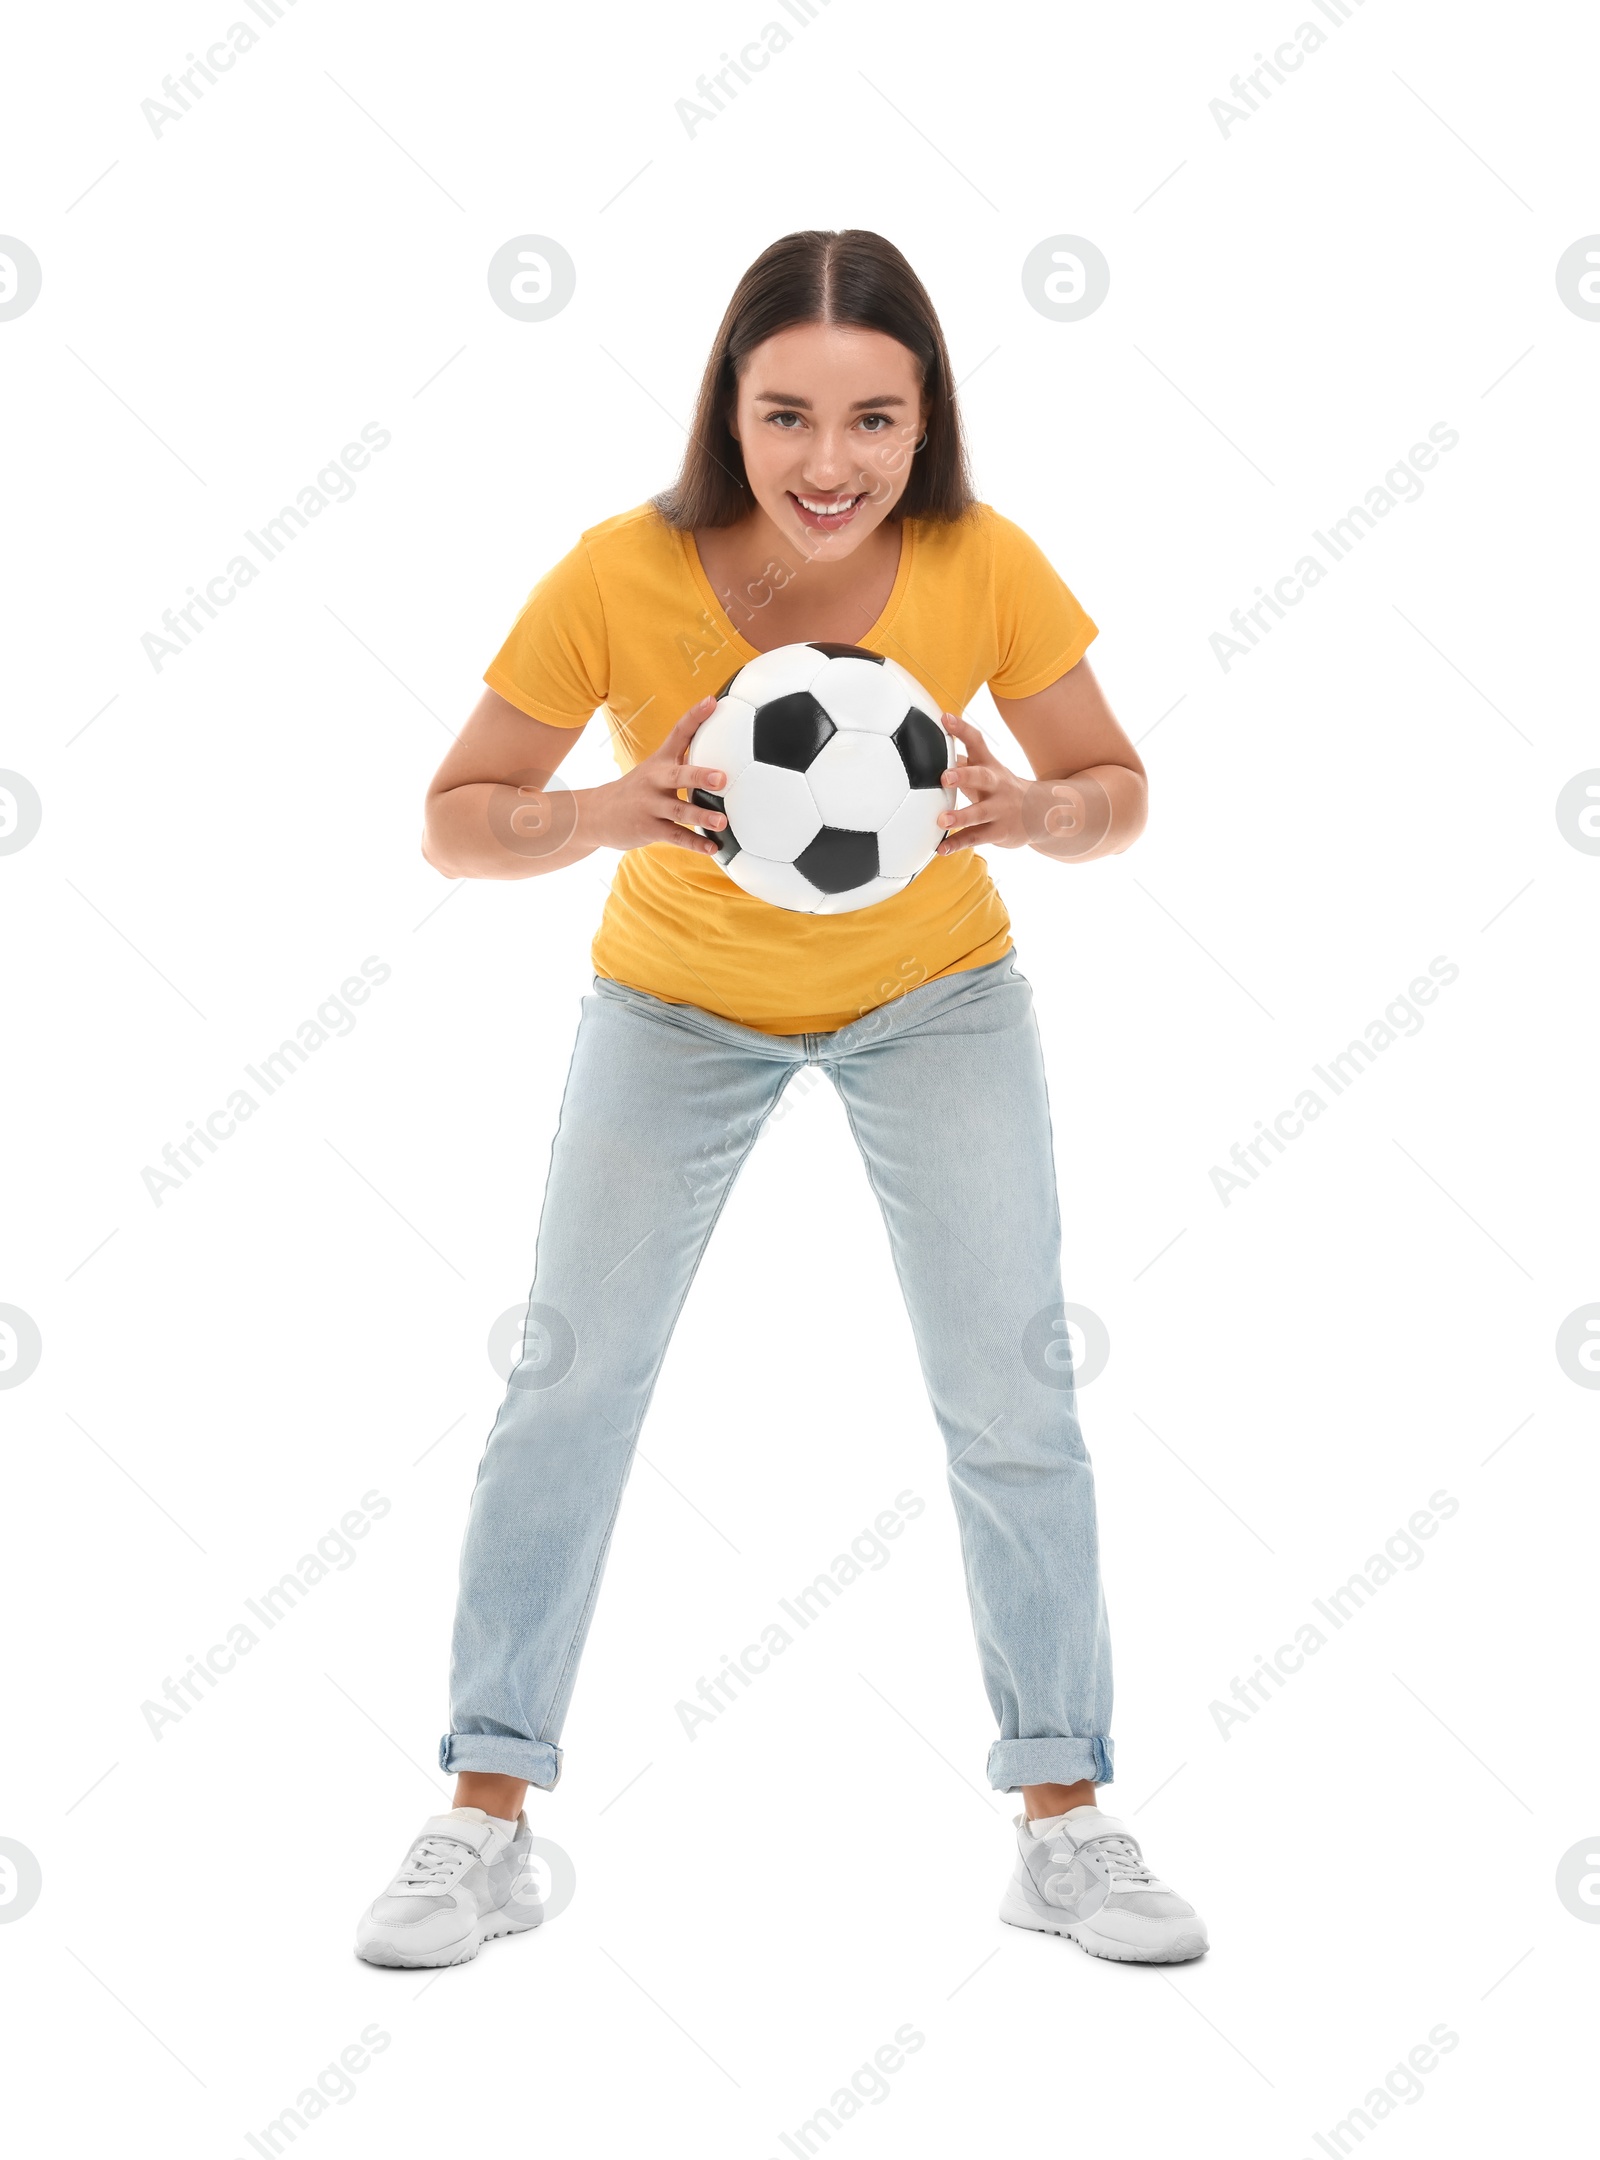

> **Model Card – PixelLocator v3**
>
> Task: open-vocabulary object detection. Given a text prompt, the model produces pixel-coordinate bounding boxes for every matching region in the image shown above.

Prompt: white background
[2,0,1596,2152]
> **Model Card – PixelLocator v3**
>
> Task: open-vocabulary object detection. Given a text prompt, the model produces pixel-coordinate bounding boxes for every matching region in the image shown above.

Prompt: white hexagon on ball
[806,730,910,831]
[690,698,756,787]
[724,644,828,708]
[876,787,949,878]
[722,760,822,862]
[808,655,911,736]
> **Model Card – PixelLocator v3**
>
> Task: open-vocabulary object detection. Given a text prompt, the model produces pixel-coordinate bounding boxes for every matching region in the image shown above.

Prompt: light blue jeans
[441,950,1114,1793]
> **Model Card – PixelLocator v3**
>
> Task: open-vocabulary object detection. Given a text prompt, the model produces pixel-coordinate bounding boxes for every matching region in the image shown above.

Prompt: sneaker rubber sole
[998,1880,1206,1964]
[355,1910,542,1970]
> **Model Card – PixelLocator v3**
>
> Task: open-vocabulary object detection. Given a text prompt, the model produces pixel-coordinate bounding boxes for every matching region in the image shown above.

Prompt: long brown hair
[652,229,976,531]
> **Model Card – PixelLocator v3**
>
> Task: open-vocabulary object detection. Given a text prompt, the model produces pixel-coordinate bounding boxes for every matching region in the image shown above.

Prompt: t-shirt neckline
[677,516,917,661]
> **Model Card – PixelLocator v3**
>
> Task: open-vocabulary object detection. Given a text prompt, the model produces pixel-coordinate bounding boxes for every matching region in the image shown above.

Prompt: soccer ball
[687,642,956,914]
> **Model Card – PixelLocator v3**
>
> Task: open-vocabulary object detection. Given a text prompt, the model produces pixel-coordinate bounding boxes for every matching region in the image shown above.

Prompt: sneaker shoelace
[1076,1831,1158,1888]
[394,1832,481,1891]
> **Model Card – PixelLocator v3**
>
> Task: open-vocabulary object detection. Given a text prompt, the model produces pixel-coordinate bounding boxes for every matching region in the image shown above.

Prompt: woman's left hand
[935,712,1116,859]
[935,714,1029,852]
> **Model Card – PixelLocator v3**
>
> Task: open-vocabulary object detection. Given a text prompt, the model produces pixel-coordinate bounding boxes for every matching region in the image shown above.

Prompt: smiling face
[728,321,927,554]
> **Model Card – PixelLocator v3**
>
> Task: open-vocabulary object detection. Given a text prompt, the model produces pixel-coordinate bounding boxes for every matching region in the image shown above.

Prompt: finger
[936,801,997,851]
[674,796,726,829]
[943,758,996,798]
[656,817,722,853]
[672,760,728,793]
[658,696,717,760]
[938,798,996,834]
[942,711,989,757]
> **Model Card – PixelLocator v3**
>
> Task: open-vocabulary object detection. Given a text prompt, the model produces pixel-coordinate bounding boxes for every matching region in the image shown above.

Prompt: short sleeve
[986,513,1098,700]
[483,536,609,728]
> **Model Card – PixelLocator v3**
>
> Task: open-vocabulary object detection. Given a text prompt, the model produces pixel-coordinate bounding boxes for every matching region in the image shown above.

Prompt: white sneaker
[999,1804,1208,1963]
[355,1806,543,1968]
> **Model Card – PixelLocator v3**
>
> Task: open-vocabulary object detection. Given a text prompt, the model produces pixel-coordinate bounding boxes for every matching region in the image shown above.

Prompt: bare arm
[421,687,731,881]
[938,655,1148,864]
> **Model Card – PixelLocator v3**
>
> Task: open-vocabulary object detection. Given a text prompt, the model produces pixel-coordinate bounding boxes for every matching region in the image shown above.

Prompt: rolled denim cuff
[987,1736,1113,1792]
[439,1731,562,1787]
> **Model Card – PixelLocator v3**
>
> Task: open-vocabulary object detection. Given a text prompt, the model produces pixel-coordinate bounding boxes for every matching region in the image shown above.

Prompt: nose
[800,425,863,489]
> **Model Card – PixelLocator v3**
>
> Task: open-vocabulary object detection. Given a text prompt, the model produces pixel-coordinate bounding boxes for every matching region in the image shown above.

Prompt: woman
[355,229,1206,1969]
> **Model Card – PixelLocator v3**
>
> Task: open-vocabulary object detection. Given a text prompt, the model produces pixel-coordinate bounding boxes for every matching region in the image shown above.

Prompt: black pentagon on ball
[795,825,879,894]
[805,642,884,663]
[753,690,835,771]
[894,709,949,790]
[690,788,740,866]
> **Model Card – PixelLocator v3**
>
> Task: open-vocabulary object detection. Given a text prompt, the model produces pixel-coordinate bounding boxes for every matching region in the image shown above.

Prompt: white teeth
[797,494,859,515]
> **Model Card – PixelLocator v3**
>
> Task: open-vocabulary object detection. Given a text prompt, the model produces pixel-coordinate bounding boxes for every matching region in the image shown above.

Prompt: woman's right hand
[580,696,729,856]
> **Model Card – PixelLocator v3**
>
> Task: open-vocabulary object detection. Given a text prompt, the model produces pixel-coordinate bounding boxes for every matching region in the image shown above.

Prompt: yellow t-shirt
[484,501,1097,1034]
